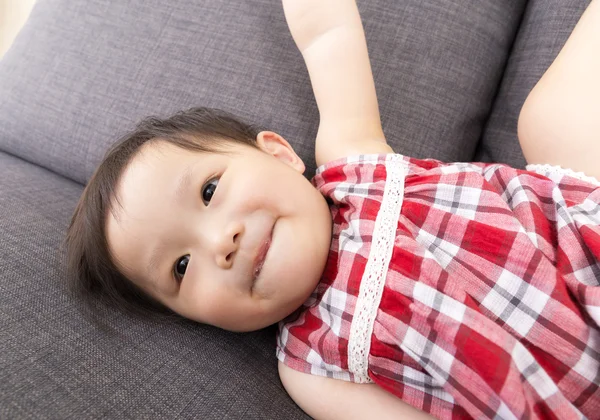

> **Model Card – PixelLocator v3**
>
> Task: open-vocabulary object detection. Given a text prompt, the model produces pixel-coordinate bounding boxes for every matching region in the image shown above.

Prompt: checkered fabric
[276,154,600,420]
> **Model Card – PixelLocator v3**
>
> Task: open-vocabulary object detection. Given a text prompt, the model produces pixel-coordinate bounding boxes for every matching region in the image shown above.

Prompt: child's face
[105,132,332,332]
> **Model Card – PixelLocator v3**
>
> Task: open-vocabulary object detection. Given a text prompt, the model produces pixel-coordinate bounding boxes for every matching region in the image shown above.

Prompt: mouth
[252,225,273,281]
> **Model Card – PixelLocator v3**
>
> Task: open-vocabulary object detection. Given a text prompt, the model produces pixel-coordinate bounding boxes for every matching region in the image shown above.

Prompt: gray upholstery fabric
[477,0,591,166]
[0,151,307,419]
[0,0,526,185]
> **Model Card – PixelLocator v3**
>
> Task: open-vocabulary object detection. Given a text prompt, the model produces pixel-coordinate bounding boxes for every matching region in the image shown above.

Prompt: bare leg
[518,0,600,180]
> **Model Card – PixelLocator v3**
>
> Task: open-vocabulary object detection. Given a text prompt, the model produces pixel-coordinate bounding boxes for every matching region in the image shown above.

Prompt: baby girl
[65,0,600,418]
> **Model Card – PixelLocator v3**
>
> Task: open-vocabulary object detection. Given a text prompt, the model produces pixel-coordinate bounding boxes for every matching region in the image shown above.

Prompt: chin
[227,309,288,333]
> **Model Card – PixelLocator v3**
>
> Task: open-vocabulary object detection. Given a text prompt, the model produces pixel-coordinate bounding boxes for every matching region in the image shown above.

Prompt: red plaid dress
[276,154,600,420]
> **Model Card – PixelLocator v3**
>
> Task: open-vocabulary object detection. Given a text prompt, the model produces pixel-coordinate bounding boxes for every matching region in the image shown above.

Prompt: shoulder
[315,120,394,168]
[278,361,435,420]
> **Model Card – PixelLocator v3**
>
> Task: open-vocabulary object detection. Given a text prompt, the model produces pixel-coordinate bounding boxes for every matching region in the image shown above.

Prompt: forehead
[111,144,190,220]
[121,139,250,177]
[115,140,231,200]
[127,141,201,177]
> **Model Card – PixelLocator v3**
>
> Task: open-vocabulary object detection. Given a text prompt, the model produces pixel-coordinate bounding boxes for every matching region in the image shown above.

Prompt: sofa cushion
[0,0,527,185]
[0,151,307,419]
[477,0,591,166]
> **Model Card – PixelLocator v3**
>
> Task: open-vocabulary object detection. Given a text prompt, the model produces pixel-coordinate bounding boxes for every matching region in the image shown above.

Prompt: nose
[213,221,244,269]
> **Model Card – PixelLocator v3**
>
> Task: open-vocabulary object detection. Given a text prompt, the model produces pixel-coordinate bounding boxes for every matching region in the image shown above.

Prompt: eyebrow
[144,162,196,288]
[147,242,169,288]
[175,162,195,204]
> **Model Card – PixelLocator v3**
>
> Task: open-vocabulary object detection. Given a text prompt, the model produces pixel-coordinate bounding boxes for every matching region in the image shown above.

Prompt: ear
[256,131,305,174]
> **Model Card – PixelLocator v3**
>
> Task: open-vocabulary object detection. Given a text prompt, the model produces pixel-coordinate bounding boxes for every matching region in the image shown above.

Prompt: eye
[201,178,219,205]
[173,255,190,281]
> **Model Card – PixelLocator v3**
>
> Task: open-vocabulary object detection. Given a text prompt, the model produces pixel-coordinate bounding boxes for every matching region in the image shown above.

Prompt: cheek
[174,274,212,322]
[175,272,246,325]
[227,169,290,212]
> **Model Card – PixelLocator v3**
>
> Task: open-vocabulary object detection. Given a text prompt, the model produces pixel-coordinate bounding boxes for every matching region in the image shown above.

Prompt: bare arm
[282,0,393,167]
[279,361,435,420]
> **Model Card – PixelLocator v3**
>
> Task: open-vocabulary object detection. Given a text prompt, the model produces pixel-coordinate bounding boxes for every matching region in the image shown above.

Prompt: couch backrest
[0,0,527,185]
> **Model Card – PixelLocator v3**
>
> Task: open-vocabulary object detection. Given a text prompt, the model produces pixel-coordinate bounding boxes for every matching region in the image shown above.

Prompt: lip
[252,226,273,282]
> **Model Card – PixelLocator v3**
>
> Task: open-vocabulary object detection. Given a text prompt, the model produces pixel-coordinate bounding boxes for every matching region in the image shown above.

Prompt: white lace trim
[347,154,406,383]
[526,164,600,187]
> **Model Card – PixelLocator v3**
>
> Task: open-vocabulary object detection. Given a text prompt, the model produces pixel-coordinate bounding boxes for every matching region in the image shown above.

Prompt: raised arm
[282,0,393,167]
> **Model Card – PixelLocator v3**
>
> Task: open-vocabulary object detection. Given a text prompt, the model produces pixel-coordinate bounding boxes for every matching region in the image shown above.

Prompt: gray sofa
[0,0,589,418]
